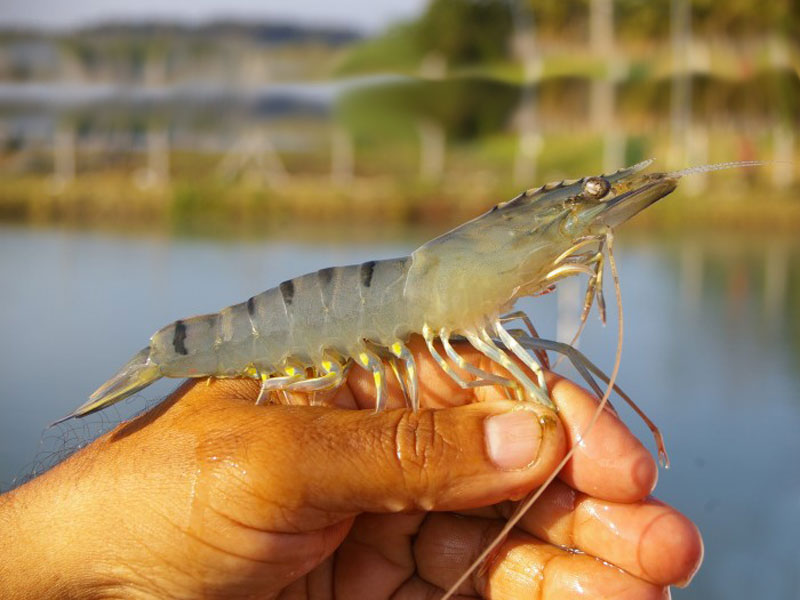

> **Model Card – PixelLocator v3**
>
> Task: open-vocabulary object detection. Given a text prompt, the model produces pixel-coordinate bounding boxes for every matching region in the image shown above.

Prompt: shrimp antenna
[440,231,625,600]
[550,249,601,369]
[665,160,773,178]
[551,309,589,370]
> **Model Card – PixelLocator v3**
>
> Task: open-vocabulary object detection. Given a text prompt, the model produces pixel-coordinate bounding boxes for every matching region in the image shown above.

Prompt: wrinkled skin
[0,338,702,599]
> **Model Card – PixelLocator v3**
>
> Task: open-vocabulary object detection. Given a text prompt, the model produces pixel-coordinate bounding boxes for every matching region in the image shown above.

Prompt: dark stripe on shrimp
[279,280,295,306]
[246,296,256,316]
[360,261,376,288]
[318,267,335,286]
[173,320,188,355]
[318,267,337,310]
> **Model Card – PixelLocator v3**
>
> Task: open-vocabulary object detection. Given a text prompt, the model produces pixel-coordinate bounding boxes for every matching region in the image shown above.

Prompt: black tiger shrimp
[54,158,766,598]
[58,159,667,419]
[59,158,764,423]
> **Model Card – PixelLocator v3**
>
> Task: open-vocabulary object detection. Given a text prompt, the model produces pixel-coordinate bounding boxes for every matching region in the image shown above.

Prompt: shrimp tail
[50,347,161,425]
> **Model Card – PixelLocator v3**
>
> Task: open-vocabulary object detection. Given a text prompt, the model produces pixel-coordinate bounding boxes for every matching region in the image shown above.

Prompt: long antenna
[665,160,773,178]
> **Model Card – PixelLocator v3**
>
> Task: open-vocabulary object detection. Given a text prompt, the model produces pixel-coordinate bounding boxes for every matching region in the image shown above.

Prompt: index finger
[346,336,658,503]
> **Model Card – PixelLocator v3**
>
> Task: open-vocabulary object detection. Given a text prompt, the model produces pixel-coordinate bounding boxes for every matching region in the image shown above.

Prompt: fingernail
[485,410,542,470]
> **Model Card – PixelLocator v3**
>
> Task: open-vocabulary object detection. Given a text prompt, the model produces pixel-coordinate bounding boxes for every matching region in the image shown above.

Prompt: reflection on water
[1,224,799,598]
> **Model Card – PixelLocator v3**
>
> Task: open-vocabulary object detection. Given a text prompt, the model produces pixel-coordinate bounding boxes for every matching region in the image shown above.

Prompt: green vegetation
[337,78,521,141]
[334,24,425,75]
[417,0,513,64]
[337,0,800,78]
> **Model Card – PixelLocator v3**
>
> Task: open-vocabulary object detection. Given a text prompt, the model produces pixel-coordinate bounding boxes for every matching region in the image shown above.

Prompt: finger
[173,380,566,532]
[333,513,423,599]
[486,480,703,587]
[463,369,657,503]
[391,575,472,600]
[415,513,669,599]
[546,375,657,502]
[333,513,487,600]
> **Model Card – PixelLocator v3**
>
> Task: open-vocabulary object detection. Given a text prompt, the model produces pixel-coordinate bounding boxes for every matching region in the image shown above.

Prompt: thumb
[241,400,566,531]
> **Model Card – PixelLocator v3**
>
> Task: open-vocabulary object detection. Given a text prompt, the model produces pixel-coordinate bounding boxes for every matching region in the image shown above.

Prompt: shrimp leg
[422,325,510,391]
[492,321,548,395]
[256,370,303,405]
[449,328,601,406]
[388,341,420,412]
[551,248,606,369]
[463,328,554,409]
[498,311,550,369]
[503,329,605,398]
[513,333,669,467]
[284,355,346,393]
[356,349,388,412]
[592,251,607,325]
[387,358,411,408]
[440,328,514,386]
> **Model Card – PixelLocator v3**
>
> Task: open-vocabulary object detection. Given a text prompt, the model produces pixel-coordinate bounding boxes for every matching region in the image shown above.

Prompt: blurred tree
[692,0,792,37]
[338,78,521,141]
[615,0,797,39]
[417,0,513,65]
[339,0,800,76]
[415,0,798,52]
[526,0,590,40]
[615,0,670,39]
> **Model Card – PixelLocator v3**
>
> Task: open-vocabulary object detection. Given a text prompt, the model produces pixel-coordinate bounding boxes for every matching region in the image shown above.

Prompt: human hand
[0,337,702,599]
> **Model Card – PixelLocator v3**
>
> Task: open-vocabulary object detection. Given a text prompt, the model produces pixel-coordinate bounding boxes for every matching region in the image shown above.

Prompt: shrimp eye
[583,176,611,199]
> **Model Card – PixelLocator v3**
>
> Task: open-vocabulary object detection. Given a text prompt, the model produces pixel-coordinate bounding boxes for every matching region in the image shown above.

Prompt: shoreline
[2,173,799,234]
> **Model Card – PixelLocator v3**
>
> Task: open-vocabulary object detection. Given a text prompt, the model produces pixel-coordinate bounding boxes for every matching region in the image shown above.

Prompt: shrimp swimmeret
[55,159,766,598]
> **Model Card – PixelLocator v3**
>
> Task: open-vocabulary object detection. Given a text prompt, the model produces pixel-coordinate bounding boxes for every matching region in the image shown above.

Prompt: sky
[0,0,428,33]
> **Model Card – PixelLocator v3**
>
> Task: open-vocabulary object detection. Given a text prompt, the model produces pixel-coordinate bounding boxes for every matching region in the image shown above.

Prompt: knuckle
[391,410,453,502]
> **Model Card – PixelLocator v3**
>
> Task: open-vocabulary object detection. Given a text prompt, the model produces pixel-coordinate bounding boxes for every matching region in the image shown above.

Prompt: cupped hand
[0,337,702,599]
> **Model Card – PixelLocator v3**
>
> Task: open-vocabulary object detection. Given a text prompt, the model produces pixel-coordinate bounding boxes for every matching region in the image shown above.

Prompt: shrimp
[53,158,669,422]
[55,160,769,426]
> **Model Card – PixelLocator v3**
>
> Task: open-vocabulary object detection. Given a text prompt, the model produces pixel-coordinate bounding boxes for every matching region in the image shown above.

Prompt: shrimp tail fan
[50,347,161,425]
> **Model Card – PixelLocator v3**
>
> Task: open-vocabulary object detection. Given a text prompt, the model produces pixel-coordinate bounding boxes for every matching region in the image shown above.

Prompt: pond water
[1,223,798,598]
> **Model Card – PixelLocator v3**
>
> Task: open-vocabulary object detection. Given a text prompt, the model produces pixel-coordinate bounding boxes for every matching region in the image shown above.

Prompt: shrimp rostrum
[55,158,698,426]
[66,159,767,423]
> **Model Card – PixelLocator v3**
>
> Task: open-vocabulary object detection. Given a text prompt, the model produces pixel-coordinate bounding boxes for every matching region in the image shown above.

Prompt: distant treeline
[0,20,360,82]
[0,20,360,45]
[337,73,799,143]
[415,0,797,65]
